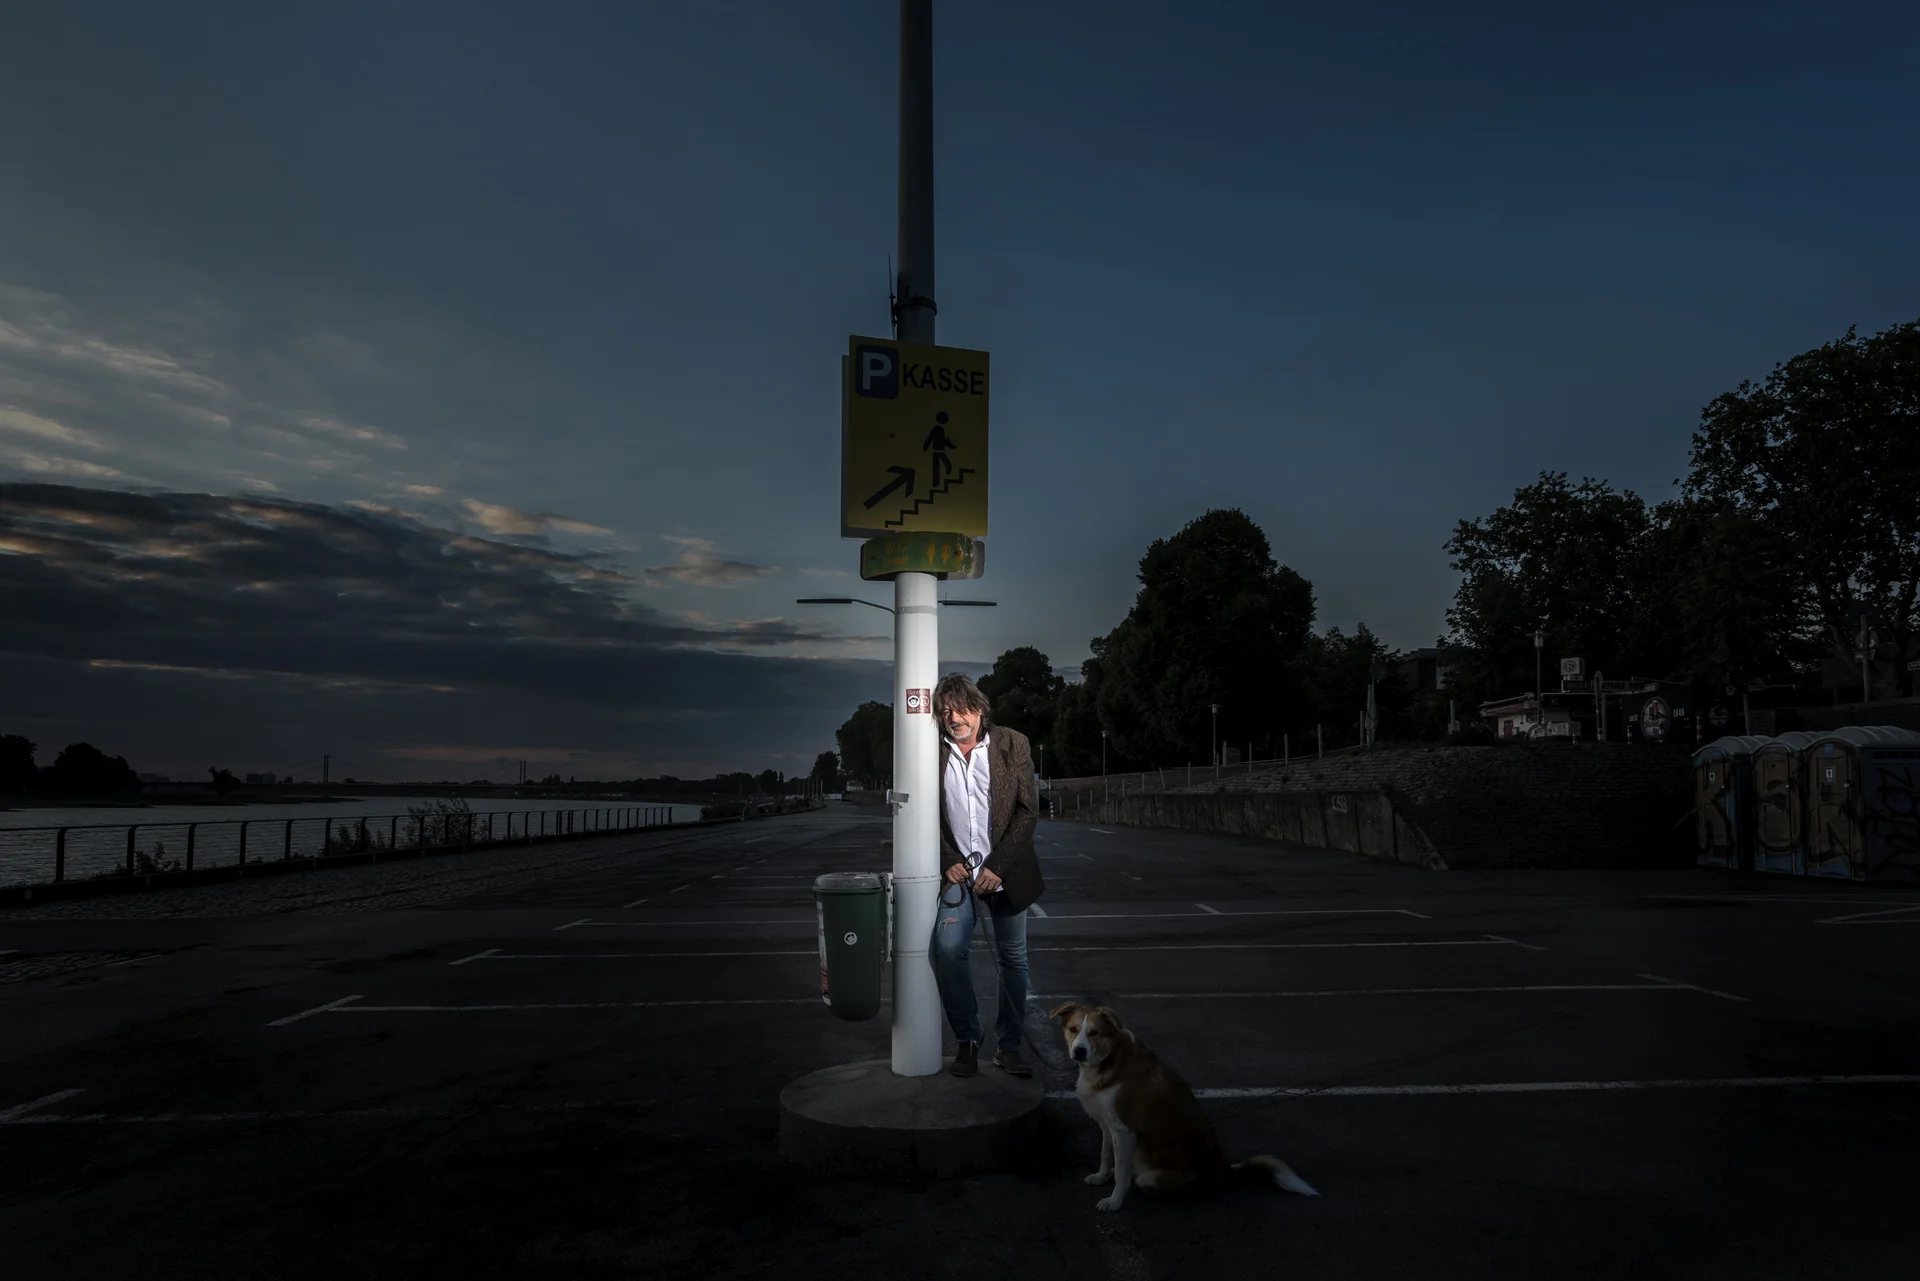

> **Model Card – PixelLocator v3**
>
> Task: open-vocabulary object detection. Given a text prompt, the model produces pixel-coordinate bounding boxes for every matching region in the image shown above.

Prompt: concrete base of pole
[778,1059,1044,1179]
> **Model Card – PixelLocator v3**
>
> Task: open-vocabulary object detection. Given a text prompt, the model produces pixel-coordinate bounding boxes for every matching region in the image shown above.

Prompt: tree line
[829,317,1920,781]
[0,736,140,795]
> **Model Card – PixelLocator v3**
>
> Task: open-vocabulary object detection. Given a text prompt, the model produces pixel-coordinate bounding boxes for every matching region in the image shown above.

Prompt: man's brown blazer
[938,725,1044,913]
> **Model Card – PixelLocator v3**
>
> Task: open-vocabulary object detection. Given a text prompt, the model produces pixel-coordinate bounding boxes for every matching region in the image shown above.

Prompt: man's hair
[932,672,992,730]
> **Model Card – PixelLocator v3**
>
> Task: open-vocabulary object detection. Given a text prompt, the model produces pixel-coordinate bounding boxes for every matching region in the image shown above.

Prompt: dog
[1050,1001,1318,1212]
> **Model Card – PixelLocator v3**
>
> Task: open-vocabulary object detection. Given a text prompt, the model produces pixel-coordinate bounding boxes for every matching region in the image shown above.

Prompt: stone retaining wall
[1069,743,1694,870]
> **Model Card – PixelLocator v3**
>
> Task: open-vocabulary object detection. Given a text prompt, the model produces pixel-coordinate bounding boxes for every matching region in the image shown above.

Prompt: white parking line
[1818,905,1920,925]
[294,997,839,1015]
[568,918,813,927]
[1195,903,1223,915]
[1044,1074,1920,1102]
[621,897,649,909]
[1090,828,1114,835]
[267,995,365,1026]
[2,1099,661,1126]
[1652,894,1920,907]
[451,950,817,960]
[1034,938,1528,953]
[0,1090,85,1123]
[1034,908,1431,922]
[1485,934,1547,951]
[1638,973,1750,1002]
[448,949,501,966]
[669,886,690,894]
[1034,981,1725,1000]
[1029,903,1047,918]
[553,918,591,932]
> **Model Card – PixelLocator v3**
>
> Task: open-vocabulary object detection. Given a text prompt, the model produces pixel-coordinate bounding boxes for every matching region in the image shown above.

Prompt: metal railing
[0,806,681,891]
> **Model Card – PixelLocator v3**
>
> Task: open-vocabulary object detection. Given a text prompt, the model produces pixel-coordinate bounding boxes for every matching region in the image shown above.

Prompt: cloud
[0,407,108,452]
[462,497,613,537]
[0,482,885,778]
[11,454,127,480]
[645,535,778,587]
[301,415,407,451]
[405,484,444,496]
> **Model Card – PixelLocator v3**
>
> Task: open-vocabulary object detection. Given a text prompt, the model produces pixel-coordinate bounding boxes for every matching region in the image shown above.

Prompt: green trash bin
[815,872,886,1022]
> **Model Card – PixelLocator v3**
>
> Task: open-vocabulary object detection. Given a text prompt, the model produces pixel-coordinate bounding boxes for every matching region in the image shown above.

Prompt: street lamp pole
[1533,627,1546,733]
[1210,703,1219,781]
[1100,729,1107,778]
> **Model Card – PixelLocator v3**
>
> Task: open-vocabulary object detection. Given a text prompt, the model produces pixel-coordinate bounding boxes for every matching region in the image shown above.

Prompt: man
[929,671,1045,1078]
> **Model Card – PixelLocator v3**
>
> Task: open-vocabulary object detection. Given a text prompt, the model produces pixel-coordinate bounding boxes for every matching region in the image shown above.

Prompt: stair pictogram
[879,410,973,528]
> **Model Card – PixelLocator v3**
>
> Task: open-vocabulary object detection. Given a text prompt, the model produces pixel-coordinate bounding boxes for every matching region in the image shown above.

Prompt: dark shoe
[991,1049,1033,1078]
[950,1041,979,1077]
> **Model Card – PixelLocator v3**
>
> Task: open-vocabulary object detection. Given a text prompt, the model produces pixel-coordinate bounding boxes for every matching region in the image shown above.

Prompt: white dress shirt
[943,732,993,885]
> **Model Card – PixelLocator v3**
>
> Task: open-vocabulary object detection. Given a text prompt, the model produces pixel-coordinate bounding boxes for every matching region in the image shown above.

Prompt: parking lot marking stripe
[0,1090,85,1123]
[553,918,591,931]
[454,950,819,959]
[620,897,649,909]
[447,949,501,966]
[1042,1075,1920,1102]
[1817,905,1920,924]
[1651,894,1920,907]
[1485,934,1547,951]
[1090,828,1114,835]
[330,998,837,1012]
[1638,973,1750,1002]
[1033,908,1429,922]
[1029,903,1047,918]
[1033,982,1717,1000]
[1195,903,1223,915]
[669,885,690,893]
[1034,939,1521,953]
[2,1099,665,1126]
[569,918,813,927]
[267,995,364,1026]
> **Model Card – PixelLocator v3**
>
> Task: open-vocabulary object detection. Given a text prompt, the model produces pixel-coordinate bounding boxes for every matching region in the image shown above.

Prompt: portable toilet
[1751,731,1821,875]
[1692,735,1771,870]
[1805,727,1920,881]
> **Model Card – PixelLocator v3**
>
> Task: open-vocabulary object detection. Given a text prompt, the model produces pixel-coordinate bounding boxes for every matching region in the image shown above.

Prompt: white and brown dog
[1051,1002,1319,1212]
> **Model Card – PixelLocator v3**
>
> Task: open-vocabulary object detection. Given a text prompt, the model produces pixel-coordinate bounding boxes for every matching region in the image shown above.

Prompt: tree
[0,734,36,793]
[756,768,783,793]
[39,742,137,793]
[1087,509,1317,766]
[809,751,841,791]
[1630,497,1810,689]
[1442,472,1660,711]
[1047,681,1105,778]
[1295,623,1415,742]
[1684,319,1920,696]
[209,766,241,794]
[978,646,1065,747]
[835,701,893,788]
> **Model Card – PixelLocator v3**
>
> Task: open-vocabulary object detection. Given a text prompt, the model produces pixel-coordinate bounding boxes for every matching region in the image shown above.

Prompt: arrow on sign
[863,466,914,510]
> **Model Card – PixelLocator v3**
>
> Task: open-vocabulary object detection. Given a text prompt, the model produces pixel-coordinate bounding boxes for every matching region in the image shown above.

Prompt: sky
[2,1,1917,783]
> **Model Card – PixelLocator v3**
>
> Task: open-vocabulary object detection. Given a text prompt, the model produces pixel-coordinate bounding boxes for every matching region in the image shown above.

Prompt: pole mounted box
[841,335,989,538]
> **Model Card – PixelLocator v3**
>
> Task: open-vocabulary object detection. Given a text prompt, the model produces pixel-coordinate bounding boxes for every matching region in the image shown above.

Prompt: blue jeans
[930,884,1029,1053]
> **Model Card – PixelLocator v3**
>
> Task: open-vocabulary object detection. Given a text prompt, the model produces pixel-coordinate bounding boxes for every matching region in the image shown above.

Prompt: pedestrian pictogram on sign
[904,688,930,714]
[842,335,988,538]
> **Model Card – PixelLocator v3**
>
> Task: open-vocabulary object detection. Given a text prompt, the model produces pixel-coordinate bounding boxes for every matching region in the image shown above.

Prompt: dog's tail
[1232,1154,1319,1197]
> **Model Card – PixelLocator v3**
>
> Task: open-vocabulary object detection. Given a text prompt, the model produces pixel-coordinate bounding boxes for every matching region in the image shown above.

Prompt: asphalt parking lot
[4,806,1920,1280]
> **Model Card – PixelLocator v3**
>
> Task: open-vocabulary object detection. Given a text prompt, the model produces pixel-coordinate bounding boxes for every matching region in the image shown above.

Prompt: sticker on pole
[842,931,858,946]
[905,688,930,714]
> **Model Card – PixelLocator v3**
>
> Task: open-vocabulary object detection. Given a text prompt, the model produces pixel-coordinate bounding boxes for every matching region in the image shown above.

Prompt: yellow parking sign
[841,335,989,538]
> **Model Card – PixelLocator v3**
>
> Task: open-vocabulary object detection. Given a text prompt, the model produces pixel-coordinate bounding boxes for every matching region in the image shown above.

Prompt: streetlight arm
[795,597,895,615]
